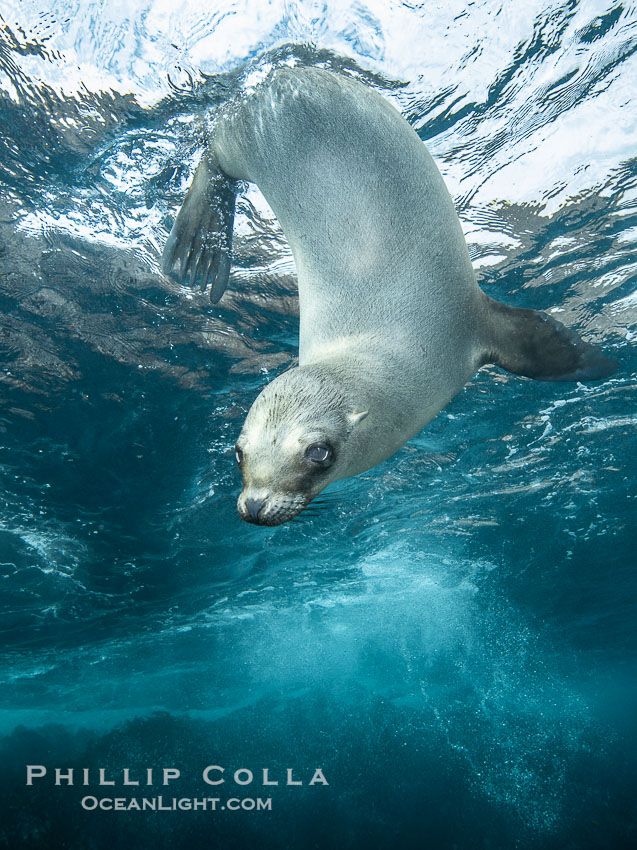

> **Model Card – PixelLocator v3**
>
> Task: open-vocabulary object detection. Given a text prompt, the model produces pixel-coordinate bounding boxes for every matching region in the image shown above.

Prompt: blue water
[0,1,636,848]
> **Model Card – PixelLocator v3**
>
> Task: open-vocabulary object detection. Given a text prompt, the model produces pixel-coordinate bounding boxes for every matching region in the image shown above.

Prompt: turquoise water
[0,1,635,848]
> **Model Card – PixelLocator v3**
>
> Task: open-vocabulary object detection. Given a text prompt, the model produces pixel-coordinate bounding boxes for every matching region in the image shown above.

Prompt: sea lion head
[234,366,368,526]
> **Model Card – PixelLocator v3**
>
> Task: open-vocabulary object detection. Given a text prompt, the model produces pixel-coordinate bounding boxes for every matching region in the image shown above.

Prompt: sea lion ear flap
[348,410,369,427]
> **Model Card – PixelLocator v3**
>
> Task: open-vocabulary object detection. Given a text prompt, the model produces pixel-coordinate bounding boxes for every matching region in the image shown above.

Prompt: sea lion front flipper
[162,151,237,302]
[482,295,619,381]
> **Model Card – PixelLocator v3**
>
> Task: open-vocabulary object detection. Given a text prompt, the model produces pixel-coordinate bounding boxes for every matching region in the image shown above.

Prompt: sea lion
[162,66,618,526]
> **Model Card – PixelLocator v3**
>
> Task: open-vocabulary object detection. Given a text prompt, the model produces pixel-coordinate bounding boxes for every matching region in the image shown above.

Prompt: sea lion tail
[162,150,237,302]
[481,295,619,381]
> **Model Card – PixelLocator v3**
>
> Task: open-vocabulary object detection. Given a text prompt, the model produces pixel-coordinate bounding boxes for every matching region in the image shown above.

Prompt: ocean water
[0,1,635,848]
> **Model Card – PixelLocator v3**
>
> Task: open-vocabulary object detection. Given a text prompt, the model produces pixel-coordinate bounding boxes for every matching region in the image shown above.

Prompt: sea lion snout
[237,488,269,524]
[237,488,309,526]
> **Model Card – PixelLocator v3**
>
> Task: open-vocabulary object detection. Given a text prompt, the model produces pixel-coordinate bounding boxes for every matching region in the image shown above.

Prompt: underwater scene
[0,0,635,847]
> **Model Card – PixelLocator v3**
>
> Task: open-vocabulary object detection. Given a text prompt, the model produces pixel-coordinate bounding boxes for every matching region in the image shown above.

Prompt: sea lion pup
[163,66,618,526]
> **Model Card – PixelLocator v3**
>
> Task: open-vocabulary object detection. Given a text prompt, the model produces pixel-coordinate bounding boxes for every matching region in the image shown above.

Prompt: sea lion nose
[244,496,265,521]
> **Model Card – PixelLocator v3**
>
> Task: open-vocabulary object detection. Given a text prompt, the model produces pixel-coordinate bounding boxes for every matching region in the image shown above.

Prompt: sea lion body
[212,69,481,472]
[163,66,617,525]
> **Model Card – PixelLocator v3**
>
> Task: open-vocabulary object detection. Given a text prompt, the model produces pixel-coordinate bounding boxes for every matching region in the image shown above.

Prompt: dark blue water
[0,2,636,848]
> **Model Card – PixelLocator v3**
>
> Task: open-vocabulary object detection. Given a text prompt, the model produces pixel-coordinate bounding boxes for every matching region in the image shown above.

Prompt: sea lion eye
[306,443,332,464]
[235,446,244,466]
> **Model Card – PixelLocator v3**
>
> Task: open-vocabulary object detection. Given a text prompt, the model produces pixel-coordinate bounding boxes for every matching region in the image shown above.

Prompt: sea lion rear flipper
[162,151,237,302]
[483,296,619,381]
